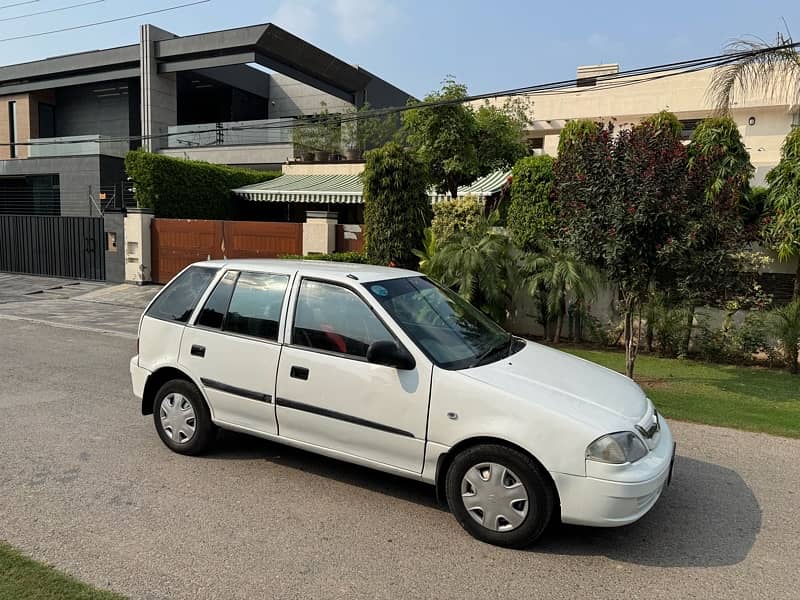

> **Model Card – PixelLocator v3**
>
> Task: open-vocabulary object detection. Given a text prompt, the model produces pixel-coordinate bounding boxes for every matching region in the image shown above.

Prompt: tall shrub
[125,150,278,219]
[430,195,484,241]
[362,142,431,268]
[507,155,555,250]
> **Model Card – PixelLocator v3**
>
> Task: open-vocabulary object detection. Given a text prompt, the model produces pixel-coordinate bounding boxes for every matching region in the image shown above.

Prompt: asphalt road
[1,318,799,599]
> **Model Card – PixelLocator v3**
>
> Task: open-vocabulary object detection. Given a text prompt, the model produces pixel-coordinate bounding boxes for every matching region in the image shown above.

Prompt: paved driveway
[0,318,798,599]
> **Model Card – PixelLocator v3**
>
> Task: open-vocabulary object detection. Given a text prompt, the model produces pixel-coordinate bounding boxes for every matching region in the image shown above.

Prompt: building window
[8,101,17,158]
[528,137,544,151]
[576,77,597,88]
[679,119,702,141]
[38,103,55,139]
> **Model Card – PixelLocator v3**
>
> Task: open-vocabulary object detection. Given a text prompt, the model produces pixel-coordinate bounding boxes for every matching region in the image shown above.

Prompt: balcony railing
[166,118,293,148]
[28,135,129,159]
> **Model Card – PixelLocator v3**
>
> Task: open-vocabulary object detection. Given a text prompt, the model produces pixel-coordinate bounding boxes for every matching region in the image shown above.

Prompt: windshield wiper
[471,333,514,368]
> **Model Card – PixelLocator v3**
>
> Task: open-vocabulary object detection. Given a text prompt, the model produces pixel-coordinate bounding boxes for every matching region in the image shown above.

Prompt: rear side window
[197,271,238,329]
[146,266,217,323]
[223,272,289,341]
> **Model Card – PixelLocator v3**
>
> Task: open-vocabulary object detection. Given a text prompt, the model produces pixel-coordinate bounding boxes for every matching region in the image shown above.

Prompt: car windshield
[365,276,516,370]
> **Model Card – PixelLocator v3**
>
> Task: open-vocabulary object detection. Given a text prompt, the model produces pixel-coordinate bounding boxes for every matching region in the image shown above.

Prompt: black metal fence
[0,215,106,280]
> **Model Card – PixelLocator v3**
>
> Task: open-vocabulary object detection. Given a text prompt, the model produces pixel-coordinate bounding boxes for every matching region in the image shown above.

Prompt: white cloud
[331,0,397,45]
[273,0,320,41]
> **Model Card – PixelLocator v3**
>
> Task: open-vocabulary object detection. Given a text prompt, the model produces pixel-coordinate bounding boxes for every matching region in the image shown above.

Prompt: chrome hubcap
[461,462,529,532]
[159,393,196,444]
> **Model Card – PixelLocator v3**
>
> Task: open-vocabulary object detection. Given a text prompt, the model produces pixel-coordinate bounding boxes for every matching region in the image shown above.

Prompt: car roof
[191,259,421,283]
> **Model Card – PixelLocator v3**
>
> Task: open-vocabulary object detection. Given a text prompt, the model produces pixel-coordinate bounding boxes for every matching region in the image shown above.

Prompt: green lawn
[563,347,800,438]
[0,542,124,600]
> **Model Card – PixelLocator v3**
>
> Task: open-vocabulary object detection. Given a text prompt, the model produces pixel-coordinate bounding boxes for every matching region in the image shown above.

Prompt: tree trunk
[624,299,637,379]
[645,318,654,353]
[790,342,799,375]
[554,312,563,344]
[680,306,695,358]
[794,260,800,302]
[572,302,582,343]
[448,179,459,200]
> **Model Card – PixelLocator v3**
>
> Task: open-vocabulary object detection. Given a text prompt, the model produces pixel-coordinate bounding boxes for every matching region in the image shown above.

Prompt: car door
[275,277,431,473]
[179,269,292,435]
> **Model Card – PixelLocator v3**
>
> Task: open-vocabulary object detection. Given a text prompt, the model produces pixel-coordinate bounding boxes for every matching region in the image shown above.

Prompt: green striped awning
[233,174,364,204]
[429,170,512,204]
[233,170,512,204]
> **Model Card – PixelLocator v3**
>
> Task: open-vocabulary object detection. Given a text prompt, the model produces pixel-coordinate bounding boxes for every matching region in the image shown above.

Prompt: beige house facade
[488,63,799,186]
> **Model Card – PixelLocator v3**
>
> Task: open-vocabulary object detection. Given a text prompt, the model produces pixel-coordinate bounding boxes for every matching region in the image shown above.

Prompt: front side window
[146,266,218,323]
[366,277,514,370]
[293,279,394,358]
[223,272,289,341]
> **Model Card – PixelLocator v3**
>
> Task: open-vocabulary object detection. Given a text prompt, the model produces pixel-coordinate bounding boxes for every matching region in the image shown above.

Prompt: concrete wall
[360,68,414,107]
[54,82,131,157]
[0,91,55,159]
[158,143,292,168]
[0,155,124,217]
[103,211,125,282]
[140,25,177,152]
[282,162,365,175]
[268,72,353,118]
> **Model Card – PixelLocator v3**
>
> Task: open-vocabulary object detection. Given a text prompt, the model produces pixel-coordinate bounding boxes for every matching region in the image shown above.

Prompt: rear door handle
[191,345,206,358]
[290,366,309,380]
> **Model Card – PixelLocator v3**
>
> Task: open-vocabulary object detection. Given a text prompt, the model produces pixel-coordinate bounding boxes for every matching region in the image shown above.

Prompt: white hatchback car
[131,259,675,547]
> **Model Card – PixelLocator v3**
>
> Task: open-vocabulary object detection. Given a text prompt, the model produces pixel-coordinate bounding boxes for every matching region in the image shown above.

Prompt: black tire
[152,379,215,456]
[445,444,555,548]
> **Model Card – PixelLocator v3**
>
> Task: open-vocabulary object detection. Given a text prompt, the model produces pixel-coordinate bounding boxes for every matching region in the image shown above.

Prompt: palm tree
[429,211,519,324]
[771,299,800,374]
[520,241,602,344]
[709,34,800,113]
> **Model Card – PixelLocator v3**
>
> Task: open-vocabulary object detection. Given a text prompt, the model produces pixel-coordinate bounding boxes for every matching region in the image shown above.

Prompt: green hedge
[279,252,369,263]
[125,150,280,219]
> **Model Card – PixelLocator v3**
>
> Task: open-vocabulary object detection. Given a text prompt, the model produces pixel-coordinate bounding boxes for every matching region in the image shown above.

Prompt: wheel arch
[433,436,561,517]
[142,366,202,416]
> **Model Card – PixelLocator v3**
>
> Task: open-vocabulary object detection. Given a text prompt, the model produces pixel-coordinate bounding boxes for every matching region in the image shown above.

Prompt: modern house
[0,22,412,218]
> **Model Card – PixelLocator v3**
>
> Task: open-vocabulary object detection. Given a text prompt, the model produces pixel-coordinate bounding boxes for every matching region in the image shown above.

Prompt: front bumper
[130,356,150,400]
[553,419,674,527]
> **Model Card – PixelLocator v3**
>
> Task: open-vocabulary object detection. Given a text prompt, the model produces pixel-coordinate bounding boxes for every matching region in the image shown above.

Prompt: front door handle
[191,344,206,358]
[290,366,309,380]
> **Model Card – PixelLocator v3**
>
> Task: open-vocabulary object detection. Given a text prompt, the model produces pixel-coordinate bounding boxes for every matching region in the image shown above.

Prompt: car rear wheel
[445,444,555,548]
[153,379,215,455]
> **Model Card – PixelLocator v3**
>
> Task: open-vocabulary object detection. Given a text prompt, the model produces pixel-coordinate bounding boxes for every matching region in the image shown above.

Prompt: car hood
[462,340,648,421]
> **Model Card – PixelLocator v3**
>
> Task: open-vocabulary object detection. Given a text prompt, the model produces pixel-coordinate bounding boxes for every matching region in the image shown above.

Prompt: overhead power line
[0,0,106,23]
[1,39,798,149]
[0,0,210,42]
[0,0,38,11]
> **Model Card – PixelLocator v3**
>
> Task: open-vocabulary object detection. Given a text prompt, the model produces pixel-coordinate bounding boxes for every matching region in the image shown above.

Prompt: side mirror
[366,340,416,370]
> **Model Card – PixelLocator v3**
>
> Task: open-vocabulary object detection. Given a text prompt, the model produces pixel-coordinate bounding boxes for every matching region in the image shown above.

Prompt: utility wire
[1,39,797,148]
[0,0,210,42]
[0,0,106,23]
[0,0,38,11]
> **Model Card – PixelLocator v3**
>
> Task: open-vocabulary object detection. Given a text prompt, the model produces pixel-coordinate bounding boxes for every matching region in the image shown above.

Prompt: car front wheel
[153,379,215,455]
[445,444,555,548]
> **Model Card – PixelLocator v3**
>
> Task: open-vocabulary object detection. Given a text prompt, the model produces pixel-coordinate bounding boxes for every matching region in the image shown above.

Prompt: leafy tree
[709,33,800,113]
[403,78,528,198]
[556,117,691,377]
[764,127,800,299]
[428,211,518,323]
[362,142,432,268]
[671,115,756,354]
[507,155,556,251]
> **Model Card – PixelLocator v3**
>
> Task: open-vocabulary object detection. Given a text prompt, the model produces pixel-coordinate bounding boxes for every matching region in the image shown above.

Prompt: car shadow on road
[535,455,762,567]
[209,430,445,511]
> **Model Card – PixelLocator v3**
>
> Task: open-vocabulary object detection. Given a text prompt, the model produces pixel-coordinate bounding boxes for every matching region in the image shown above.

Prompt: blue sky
[1,0,798,98]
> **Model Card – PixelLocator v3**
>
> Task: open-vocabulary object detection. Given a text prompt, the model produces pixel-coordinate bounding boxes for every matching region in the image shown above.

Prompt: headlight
[586,432,648,464]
